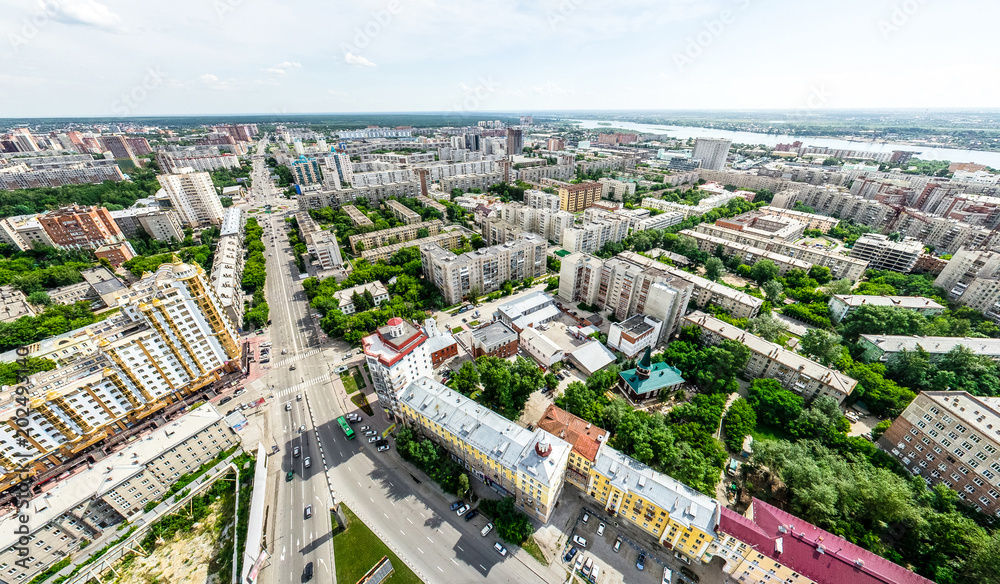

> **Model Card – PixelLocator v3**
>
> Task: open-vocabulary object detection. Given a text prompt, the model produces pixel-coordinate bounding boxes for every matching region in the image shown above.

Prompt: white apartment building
[525,189,561,211]
[935,248,1000,322]
[209,234,245,326]
[828,294,945,323]
[296,211,343,269]
[634,211,684,231]
[0,405,237,584]
[598,178,637,201]
[397,377,571,522]
[421,234,547,305]
[608,314,663,358]
[157,168,225,227]
[362,318,432,416]
[561,212,630,254]
[681,230,813,275]
[683,311,857,405]
[849,233,924,273]
[692,138,732,171]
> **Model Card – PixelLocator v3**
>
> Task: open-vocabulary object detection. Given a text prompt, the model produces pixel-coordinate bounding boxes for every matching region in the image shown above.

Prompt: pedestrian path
[270,347,323,368]
[274,373,331,398]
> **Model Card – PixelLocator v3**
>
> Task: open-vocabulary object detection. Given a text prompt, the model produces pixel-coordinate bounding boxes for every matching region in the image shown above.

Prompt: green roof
[619,362,685,393]
[554,249,571,257]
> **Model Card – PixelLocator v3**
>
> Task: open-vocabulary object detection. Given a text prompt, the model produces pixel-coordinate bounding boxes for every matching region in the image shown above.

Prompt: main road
[245,146,563,584]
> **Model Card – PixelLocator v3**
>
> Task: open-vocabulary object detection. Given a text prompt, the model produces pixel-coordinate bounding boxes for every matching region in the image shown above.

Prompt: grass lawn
[333,506,422,584]
[452,326,464,333]
[352,369,367,391]
[468,320,480,327]
[751,422,795,443]
[522,535,548,565]
[341,372,359,394]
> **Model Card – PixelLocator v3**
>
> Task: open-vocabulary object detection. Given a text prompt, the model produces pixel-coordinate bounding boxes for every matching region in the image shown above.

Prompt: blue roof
[619,362,684,393]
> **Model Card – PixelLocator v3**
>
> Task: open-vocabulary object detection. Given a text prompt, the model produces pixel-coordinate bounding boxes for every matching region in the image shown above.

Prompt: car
[450,500,464,511]
[583,557,594,577]
[281,348,288,354]
[563,547,578,563]
[377,444,390,452]
[219,396,232,405]
[360,425,371,431]
[298,424,306,433]
[364,430,376,436]
[573,554,584,573]
[289,364,296,370]
[494,543,507,557]
[304,505,312,518]
[613,537,622,552]
[285,403,292,411]
[302,562,313,582]
[342,353,352,360]
[293,446,301,457]
[582,511,590,524]
[597,522,605,536]
[464,509,479,521]
[347,414,362,422]
[304,457,311,468]
[234,389,245,396]
[335,365,348,373]
[572,535,587,547]
[296,394,302,401]
[461,318,467,322]
[637,553,646,571]
[456,505,470,516]
[663,566,673,584]
[481,522,494,537]
[286,471,294,481]
[368,436,378,443]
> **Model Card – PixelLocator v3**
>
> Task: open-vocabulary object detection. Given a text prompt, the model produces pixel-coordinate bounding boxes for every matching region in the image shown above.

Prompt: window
[956,424,967,433]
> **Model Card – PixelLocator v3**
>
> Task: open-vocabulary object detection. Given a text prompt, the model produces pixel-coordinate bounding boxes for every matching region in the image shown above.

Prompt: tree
[762,279,783,304]
[544,372,559,393]
[747,314,788,342]
[451,361,480,396]
[808,265,832,284]
[750,259,779,285]
[799,329,844,365]
[839,305,927,340]
[747,378,804,427]
[826,278,853,295]
[26,291,50,305]
[704,257,724,282]
[722,398,757,451]
[456,473,470,498]
[467,286,481,305]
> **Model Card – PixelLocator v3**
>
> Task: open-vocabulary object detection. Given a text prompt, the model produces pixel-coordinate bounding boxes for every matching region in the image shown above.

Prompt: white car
[494,543,507,557]
[481,523,493,537]
[572,535,587,548]
[368,436,378,443]
[456,505,470,516]
[597,522,605,536]
[335,365,348,373]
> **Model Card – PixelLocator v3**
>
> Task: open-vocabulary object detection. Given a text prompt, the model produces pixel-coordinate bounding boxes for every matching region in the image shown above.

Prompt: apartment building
[608,315,663,358]
[878,391,1000,516]
[715,214,806,241]
[709,498,934,584]
[38,206,132,260]
[683,311,857,405]
[525,189,561,211]
[0,405,237,584]
[386,199,421,225]
[157,168,225,227]
[422,318,458,368]
[588,445,718,560]
[642,190,741,219]
[155,147,240,174]
[0,214,52,250]
[828,294,945,323]
[561,211,630,254]
[470,322,519,358]
[110,207,184,242]
[0,157,124,190]
[755,206,840,232]
[333,281,390,315]
[296,211,343,269]
[634,211,684,232]
[420,234,546,305]
[341,204,374,228]
[362,318,432,416]
[692,138,732,171]
[348,219,443,254]
[539,179,602,212]
[849,234,924,273]
[934,248,1000,322]
[0,259,241,490]
[209,233,245,326]
[858,334,1000,363]
[693,223,869,281]
[398,377,570,522]
[598,178,637,201]
[537,405,607,491]
[97,135,138,165]
[681,230,813,275]
[360,231,462,263]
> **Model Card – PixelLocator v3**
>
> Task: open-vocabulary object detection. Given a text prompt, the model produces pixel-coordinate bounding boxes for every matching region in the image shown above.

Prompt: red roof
[387,317,404,327]
[536,404,608,463]
[717,500,934,584]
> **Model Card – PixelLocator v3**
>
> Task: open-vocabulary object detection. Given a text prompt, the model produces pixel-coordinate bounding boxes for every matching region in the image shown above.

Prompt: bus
[337,416,355,440]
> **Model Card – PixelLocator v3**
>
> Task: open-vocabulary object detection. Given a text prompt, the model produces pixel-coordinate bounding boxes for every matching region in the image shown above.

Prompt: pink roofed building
[708,498,934,584]
[362,317,431,418]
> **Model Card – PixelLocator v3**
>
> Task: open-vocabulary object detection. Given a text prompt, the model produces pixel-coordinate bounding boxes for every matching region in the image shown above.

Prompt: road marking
[417,547,424,554]
[370,497,374,502]
[427,536,433,543]
[419,512,425,518]
[451,559,458,565]
[479,565,486,571]
[384,513,389,519]
[456,545,463,552]
[400,530,405,535]
[407,518,413,524]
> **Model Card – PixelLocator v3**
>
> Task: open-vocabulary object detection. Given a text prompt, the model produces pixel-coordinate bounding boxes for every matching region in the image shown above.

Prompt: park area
[333,505,422,584]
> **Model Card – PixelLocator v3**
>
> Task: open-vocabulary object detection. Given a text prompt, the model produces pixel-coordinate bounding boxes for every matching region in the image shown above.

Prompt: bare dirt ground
[111,504,223,584]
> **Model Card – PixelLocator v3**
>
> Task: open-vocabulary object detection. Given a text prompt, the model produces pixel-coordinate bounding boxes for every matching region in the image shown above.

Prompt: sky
[0,0,997,117]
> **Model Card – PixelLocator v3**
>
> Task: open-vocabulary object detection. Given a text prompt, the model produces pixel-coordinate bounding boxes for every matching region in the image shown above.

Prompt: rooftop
[832,295,945,310]
[498,290,556,320]
[471,321,518,346]
[618,361,685,394]
[593,446,718,534]
[859,334,1000,356]
[717,499,934,584]
[537,404,608,463]
[613,314,658,336]
[362,318,427,368]
[333,281,389,305]
[399,378,571,487]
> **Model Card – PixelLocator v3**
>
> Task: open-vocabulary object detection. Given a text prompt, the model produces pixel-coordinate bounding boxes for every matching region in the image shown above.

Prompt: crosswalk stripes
[275,373,331,398]
[270,348,323,369]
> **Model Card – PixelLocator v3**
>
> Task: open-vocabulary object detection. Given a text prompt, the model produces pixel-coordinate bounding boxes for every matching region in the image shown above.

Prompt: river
[569,119,1000,168]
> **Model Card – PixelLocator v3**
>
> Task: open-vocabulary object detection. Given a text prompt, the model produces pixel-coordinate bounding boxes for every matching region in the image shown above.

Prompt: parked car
[298,424,306,433]
[680,567,699,582]
[290,364,296,370]
[360,425,371,431]
[234,389,245,396]
[464,509,479,521]
[304,505,312,519]
[293,446,301,457]
[481,522,494,537]
[364,430,376,436]
[572,535,587,547]
[285,403,292,411]
[597,522,605,536]
[582,511,590,524]
[367,436,378,443]
[663,566,673,584]
[450,500,464,511]
[494,543,507,557]
[583,557,594,577]
[335,365,348,373]
[456,505,470,516]
[614,537,622,552]
[377,444,390,452]
[637,553,646,571]
[219,396,232,405]
[304,457,311,468]
[563,547,578,563]
[296,394,302,401]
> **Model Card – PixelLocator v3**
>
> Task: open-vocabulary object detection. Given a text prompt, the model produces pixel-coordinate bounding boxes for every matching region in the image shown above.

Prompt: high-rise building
[125,136,153,156]
[292,157,323,186]
[692,137,732,171]
[849,233,924,273]
[362,317,431,416]
[97,135,138,165]
[157,168,225,227]
[11,128,40,152]
[540,179,602,212]
[421,234,547,305]
[38,205,131,255]
[934,248,1000,322]
[506,128,524,156]
[322,153,355,189]
[546,138,565,151]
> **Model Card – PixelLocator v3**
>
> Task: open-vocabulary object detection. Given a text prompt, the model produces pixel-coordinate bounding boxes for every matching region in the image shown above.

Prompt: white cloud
[45,0,122,30]
[199,73,219,83]
[344,53,377,67]
[264,68,287,76]
[264,61,303,75]
[328,89,348,97]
